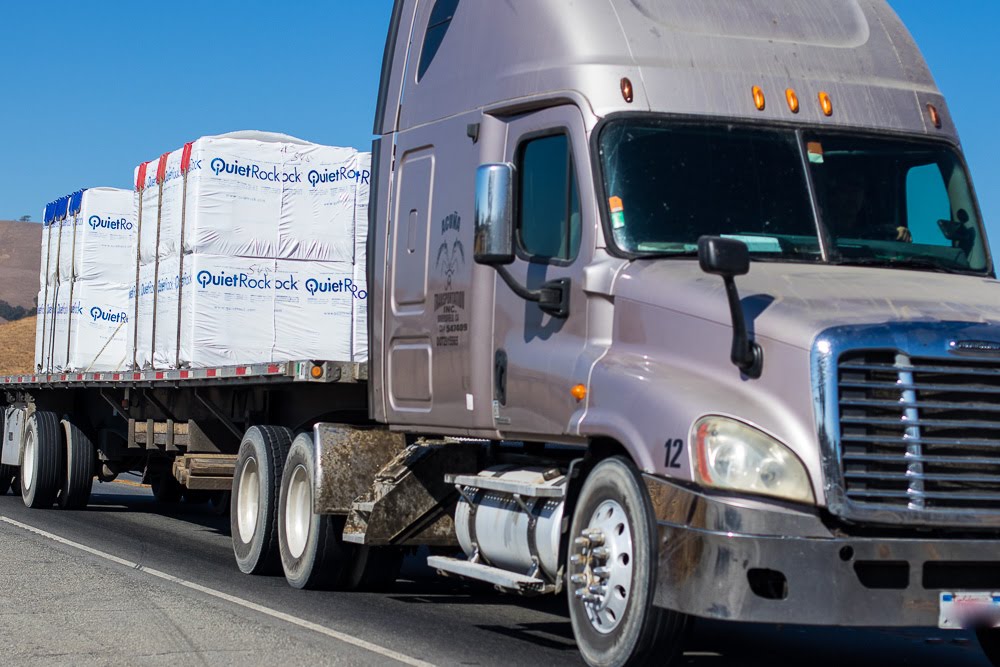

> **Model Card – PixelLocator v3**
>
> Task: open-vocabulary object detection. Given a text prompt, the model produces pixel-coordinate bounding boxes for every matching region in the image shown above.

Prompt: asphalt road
[0,480,992,666]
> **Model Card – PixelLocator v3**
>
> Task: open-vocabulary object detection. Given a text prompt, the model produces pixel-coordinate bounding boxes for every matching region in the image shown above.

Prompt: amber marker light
[752,86,766,111]
[819,91,833,117]
[785,88,800,113]
[571,384,587,401]
[310,364,324,379]
[620,77,634,104]
[927,103,942,129]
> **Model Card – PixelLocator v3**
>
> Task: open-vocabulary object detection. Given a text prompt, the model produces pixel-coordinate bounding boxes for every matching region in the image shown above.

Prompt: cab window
[516,133,581,261]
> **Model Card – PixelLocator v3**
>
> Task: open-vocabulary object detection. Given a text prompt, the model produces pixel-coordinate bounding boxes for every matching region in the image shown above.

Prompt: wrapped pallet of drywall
[128,131,371,369]
[133,131,362,264]
[36,189,136,372]
[34,196,69,372]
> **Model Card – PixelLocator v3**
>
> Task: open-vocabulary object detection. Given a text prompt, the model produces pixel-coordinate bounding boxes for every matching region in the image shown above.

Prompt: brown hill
[0,221,42,312]
[0,315,36,375]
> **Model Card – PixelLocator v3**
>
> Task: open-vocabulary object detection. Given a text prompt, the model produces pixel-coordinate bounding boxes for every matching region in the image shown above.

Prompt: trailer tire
[344,546,404,592]
[151,473,183,503]
[567,456,689,667]
[0,464,14,496]
[279,433,353,590]
[231,425,293,575]
[21,411,63,509]
[58,420,94,509]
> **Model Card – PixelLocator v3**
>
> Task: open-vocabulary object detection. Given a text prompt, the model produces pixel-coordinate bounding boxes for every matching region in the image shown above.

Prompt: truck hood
[613,261,1000,350]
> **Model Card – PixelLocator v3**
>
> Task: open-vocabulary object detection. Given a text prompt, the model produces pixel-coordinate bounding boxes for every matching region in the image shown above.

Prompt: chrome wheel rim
[236,457,259,543]
[285,464,311,559]
[570,499,634,634]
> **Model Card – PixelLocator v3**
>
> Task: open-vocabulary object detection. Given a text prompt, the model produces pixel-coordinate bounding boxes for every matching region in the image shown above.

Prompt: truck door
[492,105,594,436]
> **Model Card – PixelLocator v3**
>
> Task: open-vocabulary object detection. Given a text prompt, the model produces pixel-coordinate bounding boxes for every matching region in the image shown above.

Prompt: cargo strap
[132,161,150,369]
[64,209,81,367]
[149,152,170,369]
[38,211,57,372]
[47,205,66,371]
[175,142,194,368]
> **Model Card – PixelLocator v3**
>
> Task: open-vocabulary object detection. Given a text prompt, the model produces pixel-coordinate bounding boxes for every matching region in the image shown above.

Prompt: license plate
[938,592,1000,629]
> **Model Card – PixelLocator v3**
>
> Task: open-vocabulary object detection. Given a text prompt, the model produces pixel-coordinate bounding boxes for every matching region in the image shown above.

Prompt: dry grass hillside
[0,315,36,375]
[0,220,42,312]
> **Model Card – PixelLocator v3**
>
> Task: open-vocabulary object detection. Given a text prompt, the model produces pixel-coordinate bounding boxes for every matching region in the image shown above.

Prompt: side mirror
[474,163,515,266]
[697,236,762,378]
[698,236,749,277]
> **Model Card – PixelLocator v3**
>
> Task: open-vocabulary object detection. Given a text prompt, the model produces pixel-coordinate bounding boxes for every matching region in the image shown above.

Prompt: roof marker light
[819,91,833,117]
[927,104,942,129]
[571,384,587,401]
[786,88,800,114]
[752,86,766,111]
[620,77,634,104]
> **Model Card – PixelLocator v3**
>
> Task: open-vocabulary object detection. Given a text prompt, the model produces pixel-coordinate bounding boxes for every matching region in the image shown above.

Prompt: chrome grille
[838,352,1000,511]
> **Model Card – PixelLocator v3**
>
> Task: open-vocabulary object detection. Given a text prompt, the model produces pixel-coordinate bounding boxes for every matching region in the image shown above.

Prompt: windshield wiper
[833,256,956,273]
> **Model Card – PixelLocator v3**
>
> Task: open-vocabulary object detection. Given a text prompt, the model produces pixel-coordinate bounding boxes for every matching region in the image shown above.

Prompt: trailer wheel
[279,433,353,589]
[567,456,689,667]
[151,473,183,503]
[0,464,14,496]
[21,411,63,509]
[231,425,293,575]
[344,546,404,592]
[58,420,94,509]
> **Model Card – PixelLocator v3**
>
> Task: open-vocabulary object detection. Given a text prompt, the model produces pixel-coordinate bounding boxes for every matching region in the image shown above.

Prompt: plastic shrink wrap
[128,131,370,369]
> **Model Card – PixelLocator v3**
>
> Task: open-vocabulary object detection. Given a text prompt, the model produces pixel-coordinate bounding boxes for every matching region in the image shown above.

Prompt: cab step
[427,555,555,595]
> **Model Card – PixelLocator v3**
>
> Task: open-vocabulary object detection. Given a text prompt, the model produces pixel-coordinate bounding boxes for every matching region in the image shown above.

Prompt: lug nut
[588,584,607,596]
[593,566,610,578]
[591,546,609,560]
[574,536,591,549]
[584,529,606,545]
[570,574,588,585]
[570,554,585,566]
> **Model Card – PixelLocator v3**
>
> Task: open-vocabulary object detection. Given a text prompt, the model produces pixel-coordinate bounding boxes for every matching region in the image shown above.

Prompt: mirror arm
[495,265,570,319]
[722,276,763,378]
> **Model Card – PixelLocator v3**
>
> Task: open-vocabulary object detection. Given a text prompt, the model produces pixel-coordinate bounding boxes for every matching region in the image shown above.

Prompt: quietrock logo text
[90,306,128,324]
[210,157,301,183]
[307,167,370,187]
[89,215,133,231]
[305,277,366,299]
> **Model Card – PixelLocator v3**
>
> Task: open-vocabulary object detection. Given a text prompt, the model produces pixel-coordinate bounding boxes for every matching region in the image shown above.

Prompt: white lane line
[0,515,434,667]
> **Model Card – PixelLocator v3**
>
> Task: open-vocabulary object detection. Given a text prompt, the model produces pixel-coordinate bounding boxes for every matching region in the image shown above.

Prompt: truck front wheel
[567,456,689,667]
[231,425,293,575]
[278,433,353,589]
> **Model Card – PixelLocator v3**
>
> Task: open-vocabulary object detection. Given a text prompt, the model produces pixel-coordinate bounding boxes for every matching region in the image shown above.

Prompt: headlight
[691,416,815,504]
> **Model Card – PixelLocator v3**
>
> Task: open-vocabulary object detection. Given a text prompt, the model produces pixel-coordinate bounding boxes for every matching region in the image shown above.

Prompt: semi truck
[3,1,1000,665]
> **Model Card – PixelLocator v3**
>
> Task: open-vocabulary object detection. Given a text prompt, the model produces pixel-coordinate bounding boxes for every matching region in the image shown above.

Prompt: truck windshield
[598,119,989,273]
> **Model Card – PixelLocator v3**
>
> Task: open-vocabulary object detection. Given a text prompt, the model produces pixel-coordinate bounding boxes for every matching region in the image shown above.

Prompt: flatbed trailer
[0,359,368,502]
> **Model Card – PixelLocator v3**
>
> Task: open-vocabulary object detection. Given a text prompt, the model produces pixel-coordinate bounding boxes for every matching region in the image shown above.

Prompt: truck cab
[367,1,1000,664]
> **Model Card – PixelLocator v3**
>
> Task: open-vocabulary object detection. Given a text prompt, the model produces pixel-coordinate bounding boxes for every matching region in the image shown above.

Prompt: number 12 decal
[664,439,684,469]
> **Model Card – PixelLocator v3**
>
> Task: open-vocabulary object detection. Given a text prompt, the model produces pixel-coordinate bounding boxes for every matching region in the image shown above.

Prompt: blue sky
[0,2,997,256]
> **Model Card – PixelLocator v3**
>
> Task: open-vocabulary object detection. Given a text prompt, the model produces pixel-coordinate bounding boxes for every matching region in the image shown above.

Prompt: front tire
[231,426,293,575]
[567,456,689,667]
[278,433,353,589]
[21,411,63,509]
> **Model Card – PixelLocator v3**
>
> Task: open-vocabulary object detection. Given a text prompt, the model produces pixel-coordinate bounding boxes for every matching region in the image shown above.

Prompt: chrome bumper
[644,475,1000,627]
